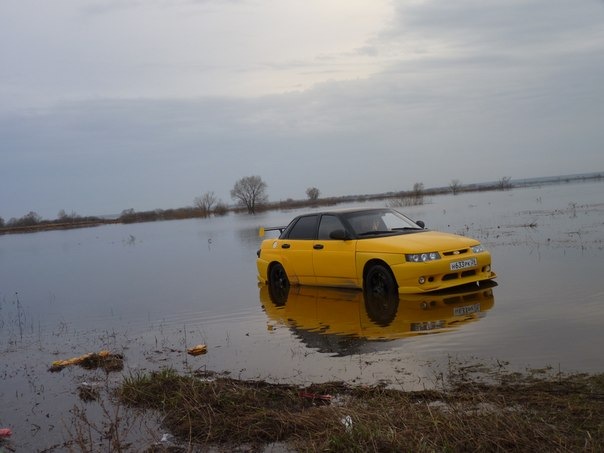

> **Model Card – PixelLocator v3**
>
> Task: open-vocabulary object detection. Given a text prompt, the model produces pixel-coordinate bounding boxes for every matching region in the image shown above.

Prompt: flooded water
[1,180,603,450]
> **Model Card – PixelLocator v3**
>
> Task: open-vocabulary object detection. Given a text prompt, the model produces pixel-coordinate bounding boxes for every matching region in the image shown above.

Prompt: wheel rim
[268,264,289,306]
[369,269,389,296]
[272,266,288,289]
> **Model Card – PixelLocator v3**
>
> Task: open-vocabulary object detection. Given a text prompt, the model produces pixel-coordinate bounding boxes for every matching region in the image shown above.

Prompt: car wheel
[365,264,397,299]
[268,263,290,306]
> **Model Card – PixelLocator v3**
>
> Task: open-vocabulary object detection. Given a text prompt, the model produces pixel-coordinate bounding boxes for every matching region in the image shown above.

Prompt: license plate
[411,320,446,332]
[450,257,477,271]
[454,303,481,316]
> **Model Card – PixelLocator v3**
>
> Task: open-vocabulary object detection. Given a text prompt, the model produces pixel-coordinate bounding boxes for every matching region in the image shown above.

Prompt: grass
[114,368,604,452]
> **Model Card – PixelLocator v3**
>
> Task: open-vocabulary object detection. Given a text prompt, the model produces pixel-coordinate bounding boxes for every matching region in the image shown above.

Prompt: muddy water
[1,180,603,450]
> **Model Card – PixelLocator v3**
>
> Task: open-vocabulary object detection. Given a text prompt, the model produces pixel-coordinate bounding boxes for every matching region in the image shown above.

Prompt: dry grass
[116,368,604,452]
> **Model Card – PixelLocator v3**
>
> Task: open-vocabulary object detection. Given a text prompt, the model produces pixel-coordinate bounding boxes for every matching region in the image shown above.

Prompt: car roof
[295,207,391,217]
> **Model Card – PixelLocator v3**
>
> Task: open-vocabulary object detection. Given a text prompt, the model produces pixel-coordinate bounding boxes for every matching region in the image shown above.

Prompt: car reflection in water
[259,281,496,356]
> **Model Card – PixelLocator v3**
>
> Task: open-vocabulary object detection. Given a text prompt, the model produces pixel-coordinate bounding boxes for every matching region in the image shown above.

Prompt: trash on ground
[160,433,174,443]
[49,350,124,372]
[187,344,208,356]
[298,391,332,403]
[0,428,12,438]
[341,415,353,432]
[78,381,102,402]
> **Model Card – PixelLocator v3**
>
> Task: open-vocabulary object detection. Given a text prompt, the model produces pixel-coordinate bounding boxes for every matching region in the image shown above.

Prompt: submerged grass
[116,368,604,452]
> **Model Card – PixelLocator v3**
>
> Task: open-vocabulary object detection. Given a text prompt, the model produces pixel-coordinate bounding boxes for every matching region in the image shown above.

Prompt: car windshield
[343,209,422,237]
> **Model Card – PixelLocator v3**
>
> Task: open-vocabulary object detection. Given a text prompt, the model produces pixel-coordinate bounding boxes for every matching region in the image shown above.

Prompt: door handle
[281,243,290,249]
[313,244,324,250]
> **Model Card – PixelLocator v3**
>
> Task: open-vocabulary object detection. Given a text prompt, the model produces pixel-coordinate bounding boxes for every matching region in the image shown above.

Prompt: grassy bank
[109,367,604,452]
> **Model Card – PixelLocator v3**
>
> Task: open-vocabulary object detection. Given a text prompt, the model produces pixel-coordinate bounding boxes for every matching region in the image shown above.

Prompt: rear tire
[268,263,290,306]
[269,263,289,288]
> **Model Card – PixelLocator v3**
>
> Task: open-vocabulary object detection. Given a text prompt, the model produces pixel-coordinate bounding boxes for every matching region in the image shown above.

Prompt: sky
[1,0,603,220]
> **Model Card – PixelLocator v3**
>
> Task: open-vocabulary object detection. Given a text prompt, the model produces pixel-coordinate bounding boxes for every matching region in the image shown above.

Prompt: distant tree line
[0,210,105,232]
[118,204,229,224]
[3,173,603,234]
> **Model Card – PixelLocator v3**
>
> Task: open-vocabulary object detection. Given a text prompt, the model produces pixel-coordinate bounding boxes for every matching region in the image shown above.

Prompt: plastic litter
[298,391,332,403]
[0,428,12,438]
[78,381,102,401]
[160,433,174,443]
[187,344,208,356]
[341,415,353,432]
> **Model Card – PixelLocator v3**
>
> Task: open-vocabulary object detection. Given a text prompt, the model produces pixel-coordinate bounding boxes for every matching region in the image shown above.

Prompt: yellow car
[257,208,496,294]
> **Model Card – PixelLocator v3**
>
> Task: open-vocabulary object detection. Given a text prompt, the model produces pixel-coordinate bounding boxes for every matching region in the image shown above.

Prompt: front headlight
[405,252,441,262]
[471,244,485,253]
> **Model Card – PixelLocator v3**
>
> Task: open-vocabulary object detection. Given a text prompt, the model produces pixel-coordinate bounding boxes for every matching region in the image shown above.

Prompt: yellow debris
[51,350,113,368]
[187,344,208,356]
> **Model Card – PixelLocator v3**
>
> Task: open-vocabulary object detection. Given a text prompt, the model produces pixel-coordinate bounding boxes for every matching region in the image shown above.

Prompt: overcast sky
[1,0,603,219]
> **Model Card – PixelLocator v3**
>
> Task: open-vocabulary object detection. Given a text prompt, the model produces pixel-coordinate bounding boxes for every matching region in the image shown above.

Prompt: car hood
[355,230,479,253]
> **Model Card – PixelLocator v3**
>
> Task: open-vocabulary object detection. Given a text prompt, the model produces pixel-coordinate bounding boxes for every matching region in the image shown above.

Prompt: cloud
[1,0,603,219]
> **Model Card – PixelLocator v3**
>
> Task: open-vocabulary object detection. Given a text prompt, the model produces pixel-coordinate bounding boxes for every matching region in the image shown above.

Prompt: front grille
[442,269,477,282]
[443,249,469,256]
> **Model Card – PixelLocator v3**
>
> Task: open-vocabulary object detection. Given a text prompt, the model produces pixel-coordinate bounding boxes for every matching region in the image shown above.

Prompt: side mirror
[329,229,350,240]
[415,220,425,229]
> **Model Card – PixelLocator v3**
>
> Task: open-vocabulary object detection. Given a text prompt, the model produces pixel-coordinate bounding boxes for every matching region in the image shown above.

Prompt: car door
[280,215,318,285]
[312,214,358,288]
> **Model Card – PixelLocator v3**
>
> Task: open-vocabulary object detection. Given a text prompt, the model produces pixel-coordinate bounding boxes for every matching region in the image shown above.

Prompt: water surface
[1,180,603,450]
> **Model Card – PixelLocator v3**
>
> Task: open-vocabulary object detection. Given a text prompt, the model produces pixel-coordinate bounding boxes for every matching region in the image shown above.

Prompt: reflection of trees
[449,179,463,195]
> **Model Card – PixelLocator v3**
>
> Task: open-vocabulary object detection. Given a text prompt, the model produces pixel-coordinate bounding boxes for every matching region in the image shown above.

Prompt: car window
[345,210,419,236]
[317,215,345,240]
[287,215,318,240]
[347,212,387,234]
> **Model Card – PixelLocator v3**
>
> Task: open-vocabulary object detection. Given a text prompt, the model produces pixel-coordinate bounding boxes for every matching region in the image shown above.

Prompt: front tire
[364,264,397,298]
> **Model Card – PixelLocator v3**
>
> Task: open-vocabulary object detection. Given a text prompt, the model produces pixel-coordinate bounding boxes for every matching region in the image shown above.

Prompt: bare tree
[497,176,513,190]
[412,182,424,205]
[193,191,217,217]
[306,187,320,201]
[389,182,425,208]
[119,208,137,223]
[8,211,42,227]
[58,209,80,222]
[213,201,229,216]
[230,175,268,214]
[449,179,462,195]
